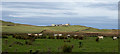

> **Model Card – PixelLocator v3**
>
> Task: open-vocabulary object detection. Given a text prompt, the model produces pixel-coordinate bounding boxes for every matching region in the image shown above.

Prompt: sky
[1,0,119,29]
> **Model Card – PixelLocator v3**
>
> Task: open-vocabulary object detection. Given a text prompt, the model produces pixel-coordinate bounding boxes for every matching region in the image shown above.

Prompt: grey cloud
[2,2,70,10]
[2,2,118,29]
[85,3,117,10]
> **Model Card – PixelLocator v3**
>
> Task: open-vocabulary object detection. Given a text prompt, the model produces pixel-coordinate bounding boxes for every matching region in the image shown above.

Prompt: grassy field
[2,36,118,52]
[1,20,117,34]
[1,20,119,53]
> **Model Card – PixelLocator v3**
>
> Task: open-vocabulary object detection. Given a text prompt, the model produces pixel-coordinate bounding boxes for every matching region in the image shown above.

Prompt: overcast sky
[1,0,119,29]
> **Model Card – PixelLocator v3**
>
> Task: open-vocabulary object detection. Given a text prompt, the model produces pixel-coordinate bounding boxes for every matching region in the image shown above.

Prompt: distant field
[2,36,118,52]
[1,20,116,34]
[2,25,89,33]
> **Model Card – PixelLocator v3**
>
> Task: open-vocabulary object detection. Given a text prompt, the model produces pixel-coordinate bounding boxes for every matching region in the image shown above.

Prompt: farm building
[51,23,70,26]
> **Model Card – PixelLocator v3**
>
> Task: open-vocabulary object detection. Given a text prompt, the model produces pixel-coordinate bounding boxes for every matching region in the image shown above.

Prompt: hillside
[1,20,118,34]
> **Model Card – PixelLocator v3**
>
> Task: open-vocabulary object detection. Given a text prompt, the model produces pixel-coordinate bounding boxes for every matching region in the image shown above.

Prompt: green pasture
[2,25,113,34]
[2,36,118,52]
[1,20,114,34]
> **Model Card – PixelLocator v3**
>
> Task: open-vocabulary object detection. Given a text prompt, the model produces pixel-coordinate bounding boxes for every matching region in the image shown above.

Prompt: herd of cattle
[26,33,119,40]
[2,30,119,40]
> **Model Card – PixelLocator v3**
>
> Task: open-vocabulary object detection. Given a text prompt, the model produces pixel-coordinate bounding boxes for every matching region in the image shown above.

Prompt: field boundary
[0,1,2,54]
[1,52,119,54]
[118,1,120,54]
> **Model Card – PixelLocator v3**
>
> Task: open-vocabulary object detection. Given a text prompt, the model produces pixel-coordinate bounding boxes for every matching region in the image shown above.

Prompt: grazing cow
[54,34,58,36]
[96,38,99,42]
[28,33,32,36]
[67,34,70,38]
[38,33,42,36]
[79,42,82,48]
[30,50,32,54]
[113,36,117,40]
[9,45,12,47]
[74,35,78,36]
[59,34,62,36]
[98,36,103,39]
[67,34,70,36]
[34,34,38,36]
